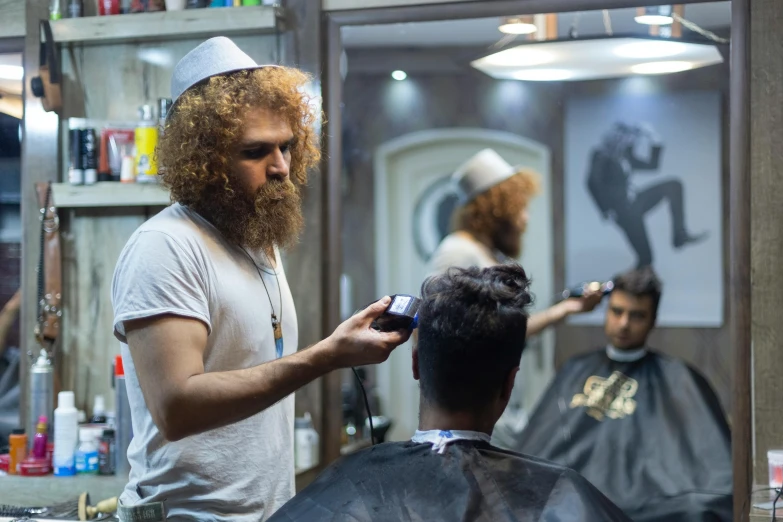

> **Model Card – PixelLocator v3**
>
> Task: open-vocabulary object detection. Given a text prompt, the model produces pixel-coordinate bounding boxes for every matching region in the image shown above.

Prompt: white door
[374,128,554,441]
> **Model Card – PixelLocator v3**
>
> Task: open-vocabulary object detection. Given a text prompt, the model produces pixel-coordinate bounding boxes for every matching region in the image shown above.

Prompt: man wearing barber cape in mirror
[428,149,604,436]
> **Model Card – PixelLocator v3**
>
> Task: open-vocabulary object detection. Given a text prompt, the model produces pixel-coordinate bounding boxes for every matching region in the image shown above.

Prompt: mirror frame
[320,1,750,520]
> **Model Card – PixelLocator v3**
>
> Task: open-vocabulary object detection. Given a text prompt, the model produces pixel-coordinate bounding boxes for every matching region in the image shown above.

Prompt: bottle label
[76,450,99,473]
[54,463,75,476]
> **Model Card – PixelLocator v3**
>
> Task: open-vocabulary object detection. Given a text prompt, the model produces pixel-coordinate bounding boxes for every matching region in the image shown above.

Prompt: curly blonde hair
[454,169,541,237]
[158,66,321,204]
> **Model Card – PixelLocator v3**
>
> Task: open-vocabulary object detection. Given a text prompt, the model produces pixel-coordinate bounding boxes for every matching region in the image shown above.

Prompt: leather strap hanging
[34,182,62,350]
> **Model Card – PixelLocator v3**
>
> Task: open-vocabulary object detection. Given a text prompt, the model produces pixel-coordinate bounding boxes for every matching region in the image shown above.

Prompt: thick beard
[492,220,524,259]
[193,177,304,252]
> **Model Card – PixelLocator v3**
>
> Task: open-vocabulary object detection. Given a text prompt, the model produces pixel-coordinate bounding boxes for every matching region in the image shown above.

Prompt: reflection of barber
[0,290,20,362]
[587,123,706,268]
[430,149,602,337]
[0,289,22,446]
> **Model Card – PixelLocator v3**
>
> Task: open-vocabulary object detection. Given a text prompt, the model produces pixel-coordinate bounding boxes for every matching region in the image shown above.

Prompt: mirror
[336,2,731,517]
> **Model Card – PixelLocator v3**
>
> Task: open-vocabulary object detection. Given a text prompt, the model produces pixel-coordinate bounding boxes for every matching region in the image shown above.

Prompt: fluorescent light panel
[471,37,723,82]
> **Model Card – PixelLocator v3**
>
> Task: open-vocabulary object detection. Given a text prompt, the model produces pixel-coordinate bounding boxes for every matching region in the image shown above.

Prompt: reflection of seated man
[269,265,630,522]
[494,268,732,521]
[0,289,22,448]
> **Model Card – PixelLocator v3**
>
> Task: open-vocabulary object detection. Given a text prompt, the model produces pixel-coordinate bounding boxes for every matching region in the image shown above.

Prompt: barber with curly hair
[111,38,411,521]
[430,148,603,337]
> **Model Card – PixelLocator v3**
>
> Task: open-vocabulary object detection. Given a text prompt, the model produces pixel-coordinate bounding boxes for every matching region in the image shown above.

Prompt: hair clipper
[561,280,614,300]
[371,294,421,331]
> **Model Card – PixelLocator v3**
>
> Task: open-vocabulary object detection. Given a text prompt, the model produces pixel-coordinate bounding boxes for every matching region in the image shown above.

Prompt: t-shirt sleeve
[540,469,632,521]
[112,230,211,343]
[428,237,484,276]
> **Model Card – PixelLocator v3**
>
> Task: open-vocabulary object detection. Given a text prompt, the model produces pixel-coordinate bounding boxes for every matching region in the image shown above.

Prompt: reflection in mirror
[338,3,731,520]
[0,52,23,455]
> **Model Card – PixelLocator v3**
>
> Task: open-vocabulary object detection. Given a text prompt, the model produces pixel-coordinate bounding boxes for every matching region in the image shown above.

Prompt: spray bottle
[114,354,132,476]
[28,349,54,452]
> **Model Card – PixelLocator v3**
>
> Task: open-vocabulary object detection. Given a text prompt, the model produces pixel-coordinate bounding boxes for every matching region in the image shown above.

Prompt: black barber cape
[268,439,631,522]
[493,349,732,522]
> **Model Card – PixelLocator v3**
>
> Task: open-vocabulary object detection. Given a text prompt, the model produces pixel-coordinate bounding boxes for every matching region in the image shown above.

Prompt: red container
[19,457,51,476]
[0,453,9,473]
[98,0,120,15]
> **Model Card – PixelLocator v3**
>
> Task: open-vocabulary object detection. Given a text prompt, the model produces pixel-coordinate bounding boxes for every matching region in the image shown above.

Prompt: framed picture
[565,90,723,327]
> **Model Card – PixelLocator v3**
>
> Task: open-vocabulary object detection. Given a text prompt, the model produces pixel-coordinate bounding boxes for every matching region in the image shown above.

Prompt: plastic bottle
[8,428,27,475]
[28,349,53,452]
[91,395,107,424]
[134,105,159,184]
[98,428,116,476]
[53,391,78,477]
[294,412,320,470]
[75,428,99,474]
[115,354,132,476]
[32,416,49,459]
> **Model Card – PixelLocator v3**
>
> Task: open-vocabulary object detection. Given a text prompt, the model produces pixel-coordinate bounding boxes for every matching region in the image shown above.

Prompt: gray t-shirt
[112,203,297,521]
[428,232,498,276]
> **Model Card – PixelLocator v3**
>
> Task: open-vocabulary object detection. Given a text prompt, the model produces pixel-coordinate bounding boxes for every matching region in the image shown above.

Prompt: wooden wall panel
[0,0,25,39]
[749,0,783,488]
[60,207,150,413]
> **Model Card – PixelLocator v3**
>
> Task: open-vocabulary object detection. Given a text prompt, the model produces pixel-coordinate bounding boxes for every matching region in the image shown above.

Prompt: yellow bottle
[135,104,158,183]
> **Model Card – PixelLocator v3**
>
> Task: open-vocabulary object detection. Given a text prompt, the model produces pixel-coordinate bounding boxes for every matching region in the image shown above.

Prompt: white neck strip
[411,429,490,454]
[606,345,647,362]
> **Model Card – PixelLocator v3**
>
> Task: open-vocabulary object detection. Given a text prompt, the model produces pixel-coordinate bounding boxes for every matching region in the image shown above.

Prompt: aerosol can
[28,349,54,451]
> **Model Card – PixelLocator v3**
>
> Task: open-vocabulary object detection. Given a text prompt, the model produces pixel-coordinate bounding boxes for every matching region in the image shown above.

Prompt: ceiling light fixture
[471,36,722,82]
[630,60,694,74]
[391,70,407,81]
[0,65,23,81]
[635,6,674,26]
[499,16,538,35]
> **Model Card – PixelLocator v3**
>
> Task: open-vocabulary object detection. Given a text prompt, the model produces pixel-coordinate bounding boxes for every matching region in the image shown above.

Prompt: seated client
[269,265,630,522]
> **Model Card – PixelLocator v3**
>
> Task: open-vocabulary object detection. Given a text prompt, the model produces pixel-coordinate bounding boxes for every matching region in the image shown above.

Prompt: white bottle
[294,412,320,470]
[53,391,79,477]
[75,427,99,474]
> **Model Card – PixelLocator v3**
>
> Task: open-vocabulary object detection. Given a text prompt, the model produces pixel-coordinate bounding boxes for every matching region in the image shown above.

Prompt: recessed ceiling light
[0,65,23,81]
[631,61,693,75]
[634,14,674,25]
[512,69,572,81]
[499,17,537,35]
[635,5,674,25]
[391,70,407,81]
[614,41,686,59]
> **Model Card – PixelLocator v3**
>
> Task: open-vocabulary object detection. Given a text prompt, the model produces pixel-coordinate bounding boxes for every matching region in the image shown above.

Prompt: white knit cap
[170,37,276,108]
[452,149,517,202]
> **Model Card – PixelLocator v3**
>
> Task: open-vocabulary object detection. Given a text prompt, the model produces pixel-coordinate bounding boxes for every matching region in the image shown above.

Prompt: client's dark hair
[416,264,532,412]
[612,266,663,319]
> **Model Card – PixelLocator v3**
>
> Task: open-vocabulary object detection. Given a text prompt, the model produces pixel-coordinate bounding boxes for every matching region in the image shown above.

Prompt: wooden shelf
[52,182,170,208]
[50,5,277,46]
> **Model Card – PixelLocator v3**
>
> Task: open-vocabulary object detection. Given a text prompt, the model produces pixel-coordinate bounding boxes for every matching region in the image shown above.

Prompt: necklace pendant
[273,316,283,358]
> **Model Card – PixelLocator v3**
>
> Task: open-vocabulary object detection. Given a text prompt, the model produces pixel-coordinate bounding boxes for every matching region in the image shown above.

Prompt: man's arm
[126,297,410,442]
[526,291,604,338]
[0,290,21,358]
